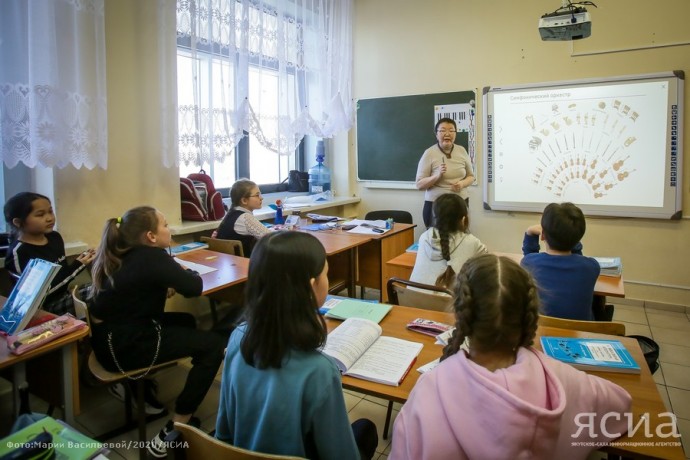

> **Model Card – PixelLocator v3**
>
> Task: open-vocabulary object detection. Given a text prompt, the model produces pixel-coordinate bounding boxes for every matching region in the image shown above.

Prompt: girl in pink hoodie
[390,253,632,460]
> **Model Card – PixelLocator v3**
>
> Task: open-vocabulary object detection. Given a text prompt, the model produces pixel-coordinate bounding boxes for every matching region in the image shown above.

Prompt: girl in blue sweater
[216,232,377,459]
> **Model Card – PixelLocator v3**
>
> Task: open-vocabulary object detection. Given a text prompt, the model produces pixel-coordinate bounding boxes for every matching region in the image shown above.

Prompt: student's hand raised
[77,248,96,265]
[526,224,542,236]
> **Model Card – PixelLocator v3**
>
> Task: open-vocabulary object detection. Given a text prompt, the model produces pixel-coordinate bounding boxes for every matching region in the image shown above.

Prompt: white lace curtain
[0,0,108,169]
[173,0,353,167]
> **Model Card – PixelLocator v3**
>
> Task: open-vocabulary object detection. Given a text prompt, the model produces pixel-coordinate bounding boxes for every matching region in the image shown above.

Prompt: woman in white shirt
[415,117,475,228]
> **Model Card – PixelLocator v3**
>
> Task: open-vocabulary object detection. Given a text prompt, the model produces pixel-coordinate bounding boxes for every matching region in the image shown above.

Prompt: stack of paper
[343,219,390,235]
[594,257,622,277]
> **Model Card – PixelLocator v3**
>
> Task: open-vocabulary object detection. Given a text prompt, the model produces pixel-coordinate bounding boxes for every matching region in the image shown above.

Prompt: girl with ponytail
[391,254,632,460]
[90,206,225,458]
[409,193,486,290]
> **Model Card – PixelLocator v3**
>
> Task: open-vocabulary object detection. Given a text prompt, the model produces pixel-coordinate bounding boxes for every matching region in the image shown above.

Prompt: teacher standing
[416,117,475,228]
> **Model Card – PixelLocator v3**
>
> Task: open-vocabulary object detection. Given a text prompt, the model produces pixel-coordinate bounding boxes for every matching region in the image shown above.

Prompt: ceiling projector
[539,6,591,41]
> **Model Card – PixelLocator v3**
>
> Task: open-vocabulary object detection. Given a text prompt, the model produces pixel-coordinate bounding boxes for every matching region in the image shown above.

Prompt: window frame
[176,2,309,195]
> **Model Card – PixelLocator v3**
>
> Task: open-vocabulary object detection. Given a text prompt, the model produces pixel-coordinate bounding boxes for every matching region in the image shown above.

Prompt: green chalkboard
[356,91,476,182]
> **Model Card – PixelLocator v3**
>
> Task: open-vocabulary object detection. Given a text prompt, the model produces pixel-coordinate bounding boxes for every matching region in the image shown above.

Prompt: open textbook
[0,259,61,335]
[322,317,422,386]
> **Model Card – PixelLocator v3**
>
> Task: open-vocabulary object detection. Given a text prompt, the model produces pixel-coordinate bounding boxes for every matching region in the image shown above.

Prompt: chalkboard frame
[356,91,476,184]
[483,71,684,219]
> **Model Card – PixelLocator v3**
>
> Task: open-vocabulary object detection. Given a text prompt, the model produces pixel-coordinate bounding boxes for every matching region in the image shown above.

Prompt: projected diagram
[492,80,669,208]
[525,99,638,200]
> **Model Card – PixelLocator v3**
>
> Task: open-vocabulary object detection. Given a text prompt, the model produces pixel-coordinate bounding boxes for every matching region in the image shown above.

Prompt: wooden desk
[386,251,625,298]
[0,326,89,426]
[306,231,373,297]
[351,223,416,301]
[176,249,249,296]
[326,305,682,459]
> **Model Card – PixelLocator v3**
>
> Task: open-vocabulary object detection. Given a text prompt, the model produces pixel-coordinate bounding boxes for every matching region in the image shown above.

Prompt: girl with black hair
[216,231,378,460]
[410,193,486,290]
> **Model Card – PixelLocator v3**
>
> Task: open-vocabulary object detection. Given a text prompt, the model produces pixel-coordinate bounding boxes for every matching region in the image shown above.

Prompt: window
[175,0,353,192]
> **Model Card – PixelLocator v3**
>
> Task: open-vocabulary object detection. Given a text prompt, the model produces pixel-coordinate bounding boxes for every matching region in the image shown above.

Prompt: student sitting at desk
[89,206,225,458]
[390,254,631,460]
[216,232,378,460]
[410,193,486,290]
[214,179,270,257]
[520,202,601,321]
[4,192,96,315]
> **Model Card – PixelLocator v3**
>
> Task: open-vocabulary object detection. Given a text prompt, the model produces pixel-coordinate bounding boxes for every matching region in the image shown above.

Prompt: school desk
[0,323,89,427]
[386,251,625,298]
[325,305,682,459]
[307,223,415,300]
[306,231,373,297]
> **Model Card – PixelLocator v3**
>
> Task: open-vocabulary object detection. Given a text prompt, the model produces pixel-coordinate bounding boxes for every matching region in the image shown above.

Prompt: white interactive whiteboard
[483,71,683,219]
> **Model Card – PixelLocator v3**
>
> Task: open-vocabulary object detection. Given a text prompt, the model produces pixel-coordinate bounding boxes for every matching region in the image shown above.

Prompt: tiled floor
[1,300,689,459]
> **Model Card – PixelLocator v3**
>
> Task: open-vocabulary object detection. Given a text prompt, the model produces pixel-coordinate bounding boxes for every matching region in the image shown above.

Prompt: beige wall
[54,0,180,247]
[347,0,690,306]
[49,0,689,306]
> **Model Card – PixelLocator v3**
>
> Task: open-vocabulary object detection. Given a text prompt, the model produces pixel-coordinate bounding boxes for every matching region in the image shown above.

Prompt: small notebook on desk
[322,317,423,386]
[323,297,392,323]
[170,242,208,255]
[540,336,640,374]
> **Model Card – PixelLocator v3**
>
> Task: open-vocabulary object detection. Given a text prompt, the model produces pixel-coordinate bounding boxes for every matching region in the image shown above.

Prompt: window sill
[170,195,361,236]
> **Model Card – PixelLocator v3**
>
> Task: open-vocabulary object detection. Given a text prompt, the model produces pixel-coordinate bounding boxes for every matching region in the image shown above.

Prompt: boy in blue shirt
[521,202,601,321]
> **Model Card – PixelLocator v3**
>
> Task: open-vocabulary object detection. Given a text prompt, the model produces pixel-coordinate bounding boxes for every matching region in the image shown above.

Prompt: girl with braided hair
[390,254,631,460]
[410,193,486,290]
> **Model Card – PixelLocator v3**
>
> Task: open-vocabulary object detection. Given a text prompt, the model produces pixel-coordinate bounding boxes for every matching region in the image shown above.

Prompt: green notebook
[324,298,392,323]
[0,415,104,459]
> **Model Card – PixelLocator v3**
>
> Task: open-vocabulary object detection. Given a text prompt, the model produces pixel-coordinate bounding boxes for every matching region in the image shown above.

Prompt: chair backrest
[167,423,306,460]
[71,285,90,331]
[387,277,453,312]
[200,236,244,257]
[364,210,413,224]
[538,314,626,336]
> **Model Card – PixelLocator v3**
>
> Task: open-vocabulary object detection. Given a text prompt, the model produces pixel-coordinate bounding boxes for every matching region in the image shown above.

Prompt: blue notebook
[170,242,208,255]
[540,336,640,374]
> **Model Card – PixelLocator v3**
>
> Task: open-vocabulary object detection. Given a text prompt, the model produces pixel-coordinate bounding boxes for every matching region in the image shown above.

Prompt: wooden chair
[166,422,306,460]
[382,276,453,439]
[72,286,178,460]
[200,236,244,257]
[387,277,454,312]
[538,314,626,336]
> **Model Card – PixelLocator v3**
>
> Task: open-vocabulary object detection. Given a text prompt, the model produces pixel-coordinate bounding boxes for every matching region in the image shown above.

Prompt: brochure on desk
[0,259,61,336]
[540,336,640,374]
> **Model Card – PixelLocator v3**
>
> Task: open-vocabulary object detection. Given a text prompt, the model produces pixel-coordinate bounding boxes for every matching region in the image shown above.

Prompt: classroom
[1,0,689,459]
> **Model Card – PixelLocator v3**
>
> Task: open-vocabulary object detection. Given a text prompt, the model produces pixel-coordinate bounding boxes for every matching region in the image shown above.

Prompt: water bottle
[308,140,331,197]
[275,199,284,225]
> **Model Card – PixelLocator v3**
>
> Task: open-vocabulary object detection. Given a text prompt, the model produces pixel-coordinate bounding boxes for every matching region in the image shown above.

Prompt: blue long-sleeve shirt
[520,233,600,321]
[216,324,360,460]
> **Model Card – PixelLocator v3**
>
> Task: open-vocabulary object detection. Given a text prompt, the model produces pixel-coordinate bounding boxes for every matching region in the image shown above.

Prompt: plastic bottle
[308,140,331,197]
[275,199,284,225]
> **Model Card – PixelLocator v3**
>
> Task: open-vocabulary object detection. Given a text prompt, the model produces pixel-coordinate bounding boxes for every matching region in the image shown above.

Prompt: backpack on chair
[180,177,208,221]
[187,170,226,220]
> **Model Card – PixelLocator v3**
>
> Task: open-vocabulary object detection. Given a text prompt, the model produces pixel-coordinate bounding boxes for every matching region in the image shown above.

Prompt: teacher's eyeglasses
[248,193,263,198]
[437,129,457,134]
